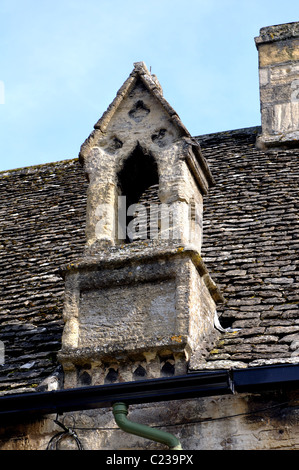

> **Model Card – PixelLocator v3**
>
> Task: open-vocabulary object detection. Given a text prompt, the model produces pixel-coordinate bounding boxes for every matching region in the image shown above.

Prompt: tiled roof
[192,126,299,369]
[0,160,87,393]
[0,126,298,393]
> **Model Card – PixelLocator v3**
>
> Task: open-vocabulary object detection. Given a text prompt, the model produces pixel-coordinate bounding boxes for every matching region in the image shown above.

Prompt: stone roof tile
[191,126,299,370]
[0,160,87,393]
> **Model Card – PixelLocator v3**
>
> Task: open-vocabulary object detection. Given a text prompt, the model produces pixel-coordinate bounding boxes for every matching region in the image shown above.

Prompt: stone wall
[255,22,299,148]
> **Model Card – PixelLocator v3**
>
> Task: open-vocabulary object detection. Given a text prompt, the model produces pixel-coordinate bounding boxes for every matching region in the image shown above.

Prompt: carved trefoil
[58,62,223,388]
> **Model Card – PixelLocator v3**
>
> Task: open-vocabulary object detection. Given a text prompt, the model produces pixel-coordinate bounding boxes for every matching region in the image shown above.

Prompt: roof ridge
[195,126,261,141]
[0,158,78,177]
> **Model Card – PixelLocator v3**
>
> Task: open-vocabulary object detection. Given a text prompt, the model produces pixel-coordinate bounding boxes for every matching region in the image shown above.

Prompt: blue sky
[0,0,298,171]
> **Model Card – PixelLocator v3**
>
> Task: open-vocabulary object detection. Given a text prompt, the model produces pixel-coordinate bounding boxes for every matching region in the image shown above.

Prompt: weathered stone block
[58,244,221,386]
[255,22,299,147]
[258,39,299,67]
[78,280,177,348]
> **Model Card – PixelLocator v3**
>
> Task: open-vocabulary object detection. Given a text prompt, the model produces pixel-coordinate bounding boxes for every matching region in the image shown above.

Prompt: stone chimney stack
[255,22,299,148]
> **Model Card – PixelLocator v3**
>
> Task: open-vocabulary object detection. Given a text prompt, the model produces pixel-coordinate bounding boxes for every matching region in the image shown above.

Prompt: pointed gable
[79,62,214,196]
[94,61,189,136]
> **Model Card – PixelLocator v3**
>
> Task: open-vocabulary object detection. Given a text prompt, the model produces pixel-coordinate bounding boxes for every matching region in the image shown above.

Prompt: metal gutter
[0,370,231,420]
[0,364,298,421]
[231,363,299,393]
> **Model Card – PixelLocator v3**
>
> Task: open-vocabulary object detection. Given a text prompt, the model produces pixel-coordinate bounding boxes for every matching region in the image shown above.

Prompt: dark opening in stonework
[117,144,159,242]
[218,315,236,330]
[105,368,119,383]
[151,128,168,148]
[161,361,175,377]
[79,371,92,386]
[107,136,123,154]
[133,365,147,379]
[128,100,150,122]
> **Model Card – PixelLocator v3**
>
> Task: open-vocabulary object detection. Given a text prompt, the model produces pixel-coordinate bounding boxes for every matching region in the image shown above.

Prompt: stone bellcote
[255,22,299,148]
[78,61,215,253]
[58,63,223,388]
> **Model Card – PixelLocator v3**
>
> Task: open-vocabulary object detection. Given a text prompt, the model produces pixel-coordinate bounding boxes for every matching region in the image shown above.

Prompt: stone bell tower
[58,62,223,388]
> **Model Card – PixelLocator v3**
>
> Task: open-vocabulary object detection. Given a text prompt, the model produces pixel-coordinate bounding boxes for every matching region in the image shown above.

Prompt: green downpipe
[112,402,182,450]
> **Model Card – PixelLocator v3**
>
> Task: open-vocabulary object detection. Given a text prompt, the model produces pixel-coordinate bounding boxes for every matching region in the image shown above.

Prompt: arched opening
[104,367,119,384]
[161,360,175,377]
[117,144,159,242]
[133,365,147,380]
